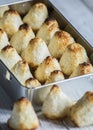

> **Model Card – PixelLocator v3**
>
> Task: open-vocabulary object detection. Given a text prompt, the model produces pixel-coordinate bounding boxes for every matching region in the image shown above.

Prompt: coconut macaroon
[21,37,50,68]
[2,9,23,38]
[42,85,73,119]
[48,30,75,58]
[25,77,41,88]
[11,60,33,85]
[70,62,93,78]
[35,56,61,83]
[0,6,9,18]
[23,2,48,31]
[0,29,9,51]
[10,23,35,54]
[10,1,32,16]
[0,45,21,69]
[59,43,89,76]
[8,97,39,130]
[69,91,93,127]
[34,70,64,105]
[36,18,59,45]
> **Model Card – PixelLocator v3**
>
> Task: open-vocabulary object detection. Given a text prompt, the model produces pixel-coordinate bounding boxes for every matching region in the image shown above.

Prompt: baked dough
[35,56,61,83]
[69,91,93,127]
[2,10,23,38]
[0,29,9,50]
[0,45,21,69]
[8,97,39,130]
[37,18,59,45]
[23,2,48,31]
[33,70,64,105]
[48,30,74,58]
[59,43,89,75]
[21,37,50,68]
[42,85,73,119]
[10,23,35,54]
[70,62,93,78]
[25,77,41,88]
[11,60,33,85]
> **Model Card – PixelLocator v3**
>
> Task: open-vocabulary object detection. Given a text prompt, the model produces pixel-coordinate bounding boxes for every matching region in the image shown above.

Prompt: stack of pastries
[0,1,93,129]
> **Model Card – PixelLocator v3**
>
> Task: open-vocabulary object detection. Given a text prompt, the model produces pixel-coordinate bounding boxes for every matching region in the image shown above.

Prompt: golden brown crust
[35,2,45,9]
[15,97,30,106]
[45,56,55,65]
[0,28,4,34]
[51,70,63,75]
[19,23,30,31]
[85,91,93,103]
[50,85,60,92]
[4,9,19,15]
[45,18,56,25]
[68,43,83,53]
[80,62,93,74]
[1,45,14,52]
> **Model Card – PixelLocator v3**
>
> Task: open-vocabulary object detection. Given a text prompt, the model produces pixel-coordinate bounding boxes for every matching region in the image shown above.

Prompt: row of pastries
[0,1,93,99]
[8,85,93,130]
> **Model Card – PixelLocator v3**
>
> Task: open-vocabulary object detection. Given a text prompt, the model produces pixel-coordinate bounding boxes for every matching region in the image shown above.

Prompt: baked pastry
[10,23,35,54]
[69,91,93,127]
[23,2,48,31]
[42,85,73,119]
[0,45,21,69]
[8,97,39,130]
[25,77,41,88]
[35,56,61,83]
[0,6,9,18]
[21,37,50,68]
[11,60,33,85]
[34,70,64,105]
[70,62,93,78]
[48,30,74,58]
[10,1,32,15]
[0,29,9,50]
[36,18,59,45]
[2,9,23,38]
[59,43,89,75]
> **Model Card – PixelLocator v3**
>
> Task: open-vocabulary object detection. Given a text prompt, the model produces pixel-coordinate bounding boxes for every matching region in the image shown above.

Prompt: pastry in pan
[59,43,89,75]
[70,62,93,78]
[23,2,48,31]
[69,91,93,127]
[42,85,73,119]
[25,77,41,88]
[8,97,39,130]
[35,56,61,83]
[34,70,64,104]
[37,18,59,45]
[2,9,23,38]
[48,30,74,58]
[0,45,21,69]
[21,37,50,68]
[11,60,33,85]
[0,28,9,51]
[10,23,35,54]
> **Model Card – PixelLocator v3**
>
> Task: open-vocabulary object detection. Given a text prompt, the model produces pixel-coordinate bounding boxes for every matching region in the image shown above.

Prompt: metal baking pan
[0,0,93,111]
